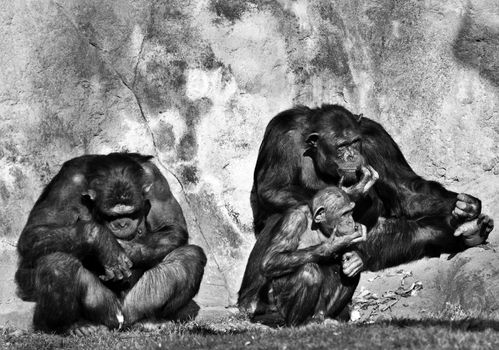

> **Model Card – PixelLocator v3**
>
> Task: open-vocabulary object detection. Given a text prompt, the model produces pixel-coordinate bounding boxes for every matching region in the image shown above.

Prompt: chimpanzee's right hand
[99,245,133,282]
[340,166,378,202]
[80,221,133,281]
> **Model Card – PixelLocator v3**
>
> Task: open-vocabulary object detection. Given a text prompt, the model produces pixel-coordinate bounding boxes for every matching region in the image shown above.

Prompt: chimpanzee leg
[318,264,360,320]
[122,245,206,324]
[32,252,122,333]
[271,263,323,326]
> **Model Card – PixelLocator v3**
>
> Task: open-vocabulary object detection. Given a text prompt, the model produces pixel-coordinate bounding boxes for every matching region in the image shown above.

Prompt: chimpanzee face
[333,204,359,237]
[307,112,365,185]
[312,186,364,238]
[83,159,152,240]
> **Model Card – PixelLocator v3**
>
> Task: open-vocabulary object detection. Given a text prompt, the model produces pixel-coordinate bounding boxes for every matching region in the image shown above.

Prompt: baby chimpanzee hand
[341,251,364,277]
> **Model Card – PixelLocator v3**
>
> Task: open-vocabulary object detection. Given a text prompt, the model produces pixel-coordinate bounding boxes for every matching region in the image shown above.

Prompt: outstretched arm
[355,214,492,272]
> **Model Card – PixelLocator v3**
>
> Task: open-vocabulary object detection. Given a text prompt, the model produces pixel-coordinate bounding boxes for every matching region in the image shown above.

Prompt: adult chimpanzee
[239,104,494,312]
[261,186,366,326]
[15,153,207,335]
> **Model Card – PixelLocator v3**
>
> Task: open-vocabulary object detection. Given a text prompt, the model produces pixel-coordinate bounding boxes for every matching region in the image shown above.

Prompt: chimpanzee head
[81,153,153,240]
[311,186,363,238]
[306,105,365,186]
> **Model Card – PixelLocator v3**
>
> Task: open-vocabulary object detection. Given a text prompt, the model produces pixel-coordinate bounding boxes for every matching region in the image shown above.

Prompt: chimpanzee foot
[67,322,110,337]
[310,312,340,326]
[454,213,494,247]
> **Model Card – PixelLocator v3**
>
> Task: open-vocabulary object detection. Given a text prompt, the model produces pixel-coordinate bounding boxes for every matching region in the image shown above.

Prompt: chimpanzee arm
[260,208,357,279]
[360,118,481,222]
[18,220,132,281]
[356,216,464,271]
[254,108,317,213]
[118,223,188,268]
[17,223,89,262]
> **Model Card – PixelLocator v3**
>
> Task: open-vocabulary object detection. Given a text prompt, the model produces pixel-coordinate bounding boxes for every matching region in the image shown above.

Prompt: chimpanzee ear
[82,189,97,201]
[306,133,319,148]
[356,113,363,123]
[313,206,326,224]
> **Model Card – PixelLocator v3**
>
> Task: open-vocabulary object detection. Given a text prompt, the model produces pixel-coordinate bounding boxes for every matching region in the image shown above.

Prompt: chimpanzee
[239,104,494,311]
[260,186,366,326]
[15,153,207,335]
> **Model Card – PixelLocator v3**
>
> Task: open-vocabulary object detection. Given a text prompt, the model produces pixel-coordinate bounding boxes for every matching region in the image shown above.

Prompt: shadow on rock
[453,5,499,87]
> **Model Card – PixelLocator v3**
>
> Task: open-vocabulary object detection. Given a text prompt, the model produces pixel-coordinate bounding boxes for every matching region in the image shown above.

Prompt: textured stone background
[0,0,498,328]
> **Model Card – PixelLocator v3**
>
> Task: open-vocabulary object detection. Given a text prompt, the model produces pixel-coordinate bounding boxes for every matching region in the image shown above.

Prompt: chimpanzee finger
[126,258,133,269]
[456,193,475,203]
[486,218,494,234]
[452,208,471,219]
[477,214,486,225]
[113,268,124,280]
[100,268,115,281]
[456,201,469,211]
[338,176,345,188]
[481,216,494,237]
[351,235,366,244]
[343,260,363,277]
[123,267,132,279]
[358,166,371,186]
[369,166,379,181]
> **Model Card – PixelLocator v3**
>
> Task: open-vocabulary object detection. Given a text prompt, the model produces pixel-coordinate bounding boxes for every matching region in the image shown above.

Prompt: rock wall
[0,0,497,327]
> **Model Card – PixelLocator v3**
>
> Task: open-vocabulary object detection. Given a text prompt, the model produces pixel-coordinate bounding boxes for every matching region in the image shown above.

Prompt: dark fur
[239,104,477,311]
[16,153,206,333]
[254,199,361,326]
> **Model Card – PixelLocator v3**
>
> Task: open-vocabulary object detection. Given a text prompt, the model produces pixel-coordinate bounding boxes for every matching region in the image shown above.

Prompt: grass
[1,315,499,350]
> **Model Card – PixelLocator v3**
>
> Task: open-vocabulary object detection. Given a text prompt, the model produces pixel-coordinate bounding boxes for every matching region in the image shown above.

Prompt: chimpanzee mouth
[107,218,139,240]
[338,168,360,187]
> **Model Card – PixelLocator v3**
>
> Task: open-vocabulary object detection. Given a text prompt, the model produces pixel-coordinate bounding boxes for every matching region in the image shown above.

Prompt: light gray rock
[0,0,497,328]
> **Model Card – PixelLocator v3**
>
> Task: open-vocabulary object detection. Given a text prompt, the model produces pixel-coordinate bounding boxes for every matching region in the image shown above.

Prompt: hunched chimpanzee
[261,186,367,326]
[16,153,206,335]
[239,104,494,313]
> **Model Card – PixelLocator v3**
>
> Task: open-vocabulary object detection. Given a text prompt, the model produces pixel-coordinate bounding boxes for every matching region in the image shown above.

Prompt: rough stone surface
[0,0,497,328]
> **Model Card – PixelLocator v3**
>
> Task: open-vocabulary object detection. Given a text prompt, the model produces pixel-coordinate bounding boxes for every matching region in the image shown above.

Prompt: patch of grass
[2,316,499,350]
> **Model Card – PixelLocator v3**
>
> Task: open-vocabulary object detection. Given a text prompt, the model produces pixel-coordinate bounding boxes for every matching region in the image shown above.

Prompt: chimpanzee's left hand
[342,251,364,277]
[452,193,481,222]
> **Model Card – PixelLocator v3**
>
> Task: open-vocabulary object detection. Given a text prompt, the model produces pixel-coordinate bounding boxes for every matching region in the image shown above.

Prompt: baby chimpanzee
[259,186,365,326]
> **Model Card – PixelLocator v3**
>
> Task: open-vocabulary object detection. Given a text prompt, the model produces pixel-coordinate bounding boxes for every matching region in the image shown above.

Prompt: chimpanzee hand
[350,223,367,244]
[324,224,367,254]
[99,245,133,282]
[342,251,364,277]
[454,213,494,247]
[452,193,481,222]
[340,166,379,202]
[80,221,133,281]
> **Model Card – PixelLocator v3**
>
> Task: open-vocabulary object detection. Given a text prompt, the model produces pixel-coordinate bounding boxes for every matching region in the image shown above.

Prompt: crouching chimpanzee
[261,187,366,326]
[15,153,207,335]
[239,104,494,313]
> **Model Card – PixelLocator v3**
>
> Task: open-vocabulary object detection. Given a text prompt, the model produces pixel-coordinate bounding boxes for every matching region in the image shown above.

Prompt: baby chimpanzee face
[312,186,362,238]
